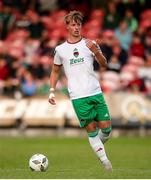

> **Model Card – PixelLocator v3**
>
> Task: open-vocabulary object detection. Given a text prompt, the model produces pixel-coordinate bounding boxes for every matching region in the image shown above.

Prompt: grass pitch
[0,136,151,179]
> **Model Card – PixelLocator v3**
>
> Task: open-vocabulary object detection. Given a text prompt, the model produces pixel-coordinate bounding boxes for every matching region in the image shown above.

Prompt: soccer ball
[29,154,48,172]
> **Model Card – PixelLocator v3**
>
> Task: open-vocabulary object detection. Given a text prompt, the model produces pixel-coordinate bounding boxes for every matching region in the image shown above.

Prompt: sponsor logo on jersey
[70,48,84,65]
[73,48,79,57]
[70,58,84,65]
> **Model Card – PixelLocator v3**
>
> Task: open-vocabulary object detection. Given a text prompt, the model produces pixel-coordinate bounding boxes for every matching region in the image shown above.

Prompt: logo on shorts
[73,48,79,57]
[104,113,109,117]
[80,119,85,122]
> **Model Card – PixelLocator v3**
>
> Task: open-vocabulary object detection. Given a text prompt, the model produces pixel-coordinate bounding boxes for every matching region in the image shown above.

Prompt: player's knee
[87,129,99,137]
[101,125,112,136]
[98,120,112,135]
[99,126,112,144]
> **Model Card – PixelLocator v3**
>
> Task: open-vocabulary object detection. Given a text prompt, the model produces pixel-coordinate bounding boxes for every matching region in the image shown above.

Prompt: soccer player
[49,10,112,171]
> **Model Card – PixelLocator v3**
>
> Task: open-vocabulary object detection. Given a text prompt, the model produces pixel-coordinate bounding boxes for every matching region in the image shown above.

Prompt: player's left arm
[86,39,107,67]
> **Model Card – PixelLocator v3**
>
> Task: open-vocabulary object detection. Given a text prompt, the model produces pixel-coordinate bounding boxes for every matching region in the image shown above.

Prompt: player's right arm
[49,64,62,105]
[49,47,62,105]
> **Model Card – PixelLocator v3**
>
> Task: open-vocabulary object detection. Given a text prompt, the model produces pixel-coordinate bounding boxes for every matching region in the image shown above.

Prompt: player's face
[67,20,82,37]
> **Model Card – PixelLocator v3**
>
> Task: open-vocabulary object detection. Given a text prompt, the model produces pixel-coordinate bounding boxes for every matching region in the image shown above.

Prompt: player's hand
[48,88,56,105]
[86,39,99,55]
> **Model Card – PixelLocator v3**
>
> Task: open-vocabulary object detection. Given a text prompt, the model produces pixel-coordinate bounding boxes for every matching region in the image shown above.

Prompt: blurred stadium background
[0,0,151,137]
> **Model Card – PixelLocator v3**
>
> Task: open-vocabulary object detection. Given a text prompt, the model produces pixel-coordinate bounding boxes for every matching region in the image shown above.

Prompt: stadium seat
[140,20,151,29]
[103,30,115,38]
[120,71,135,82]
[90,9,104,19]
[101,71,121,92]
[40,56,52,65]
[140,9,151,20]
[128,56,144,66]
[122,64,139,74]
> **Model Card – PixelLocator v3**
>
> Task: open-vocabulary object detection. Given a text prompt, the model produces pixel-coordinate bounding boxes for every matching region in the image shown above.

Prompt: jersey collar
[67,37,83,44]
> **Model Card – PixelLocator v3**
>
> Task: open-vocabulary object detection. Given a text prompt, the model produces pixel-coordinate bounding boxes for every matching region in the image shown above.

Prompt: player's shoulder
[83,38,89,41]
[84,38,97,44]
[55,41,67,51]
[82,38,88,44]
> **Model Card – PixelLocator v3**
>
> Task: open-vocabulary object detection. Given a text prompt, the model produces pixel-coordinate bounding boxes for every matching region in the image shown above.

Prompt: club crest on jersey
[73,48,79,57]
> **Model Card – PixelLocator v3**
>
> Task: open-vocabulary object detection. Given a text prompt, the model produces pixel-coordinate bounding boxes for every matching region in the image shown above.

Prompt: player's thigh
[95,93,111,122]
[95,93,112,133]
[72,98,97,128]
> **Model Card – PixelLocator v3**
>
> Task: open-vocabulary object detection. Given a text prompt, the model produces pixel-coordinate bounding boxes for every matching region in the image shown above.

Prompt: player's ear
[66,24,70,30]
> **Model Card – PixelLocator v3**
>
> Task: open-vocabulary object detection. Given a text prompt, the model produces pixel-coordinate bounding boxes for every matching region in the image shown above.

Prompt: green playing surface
[0,136,151,178]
